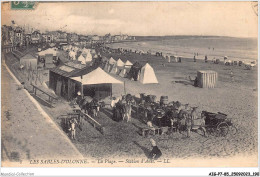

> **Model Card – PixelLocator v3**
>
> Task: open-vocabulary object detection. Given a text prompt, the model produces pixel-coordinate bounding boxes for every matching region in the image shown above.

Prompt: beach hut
[70,67,123,99]
[124,60,133,68]
[110,64,118,74]
[20,54,38,70]
[85,52,93,63]
[119,67,131,78]
[139,63,159,84]
[103,61,110,72]
[69,51,76,60]
[197,70,218,88]
[49,62,92,100]
[109,57,116,65]
[116,58,124,67]
[116,58,125,74]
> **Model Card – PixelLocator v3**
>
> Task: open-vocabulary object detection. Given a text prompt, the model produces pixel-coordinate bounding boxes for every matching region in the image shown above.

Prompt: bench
[31,84,58,107]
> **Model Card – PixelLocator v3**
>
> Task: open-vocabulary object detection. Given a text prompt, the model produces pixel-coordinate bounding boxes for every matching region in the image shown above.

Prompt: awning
[70,67,123,85]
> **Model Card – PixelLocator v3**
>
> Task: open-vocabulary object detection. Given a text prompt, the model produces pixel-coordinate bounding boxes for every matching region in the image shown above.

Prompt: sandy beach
[1,42,258,167]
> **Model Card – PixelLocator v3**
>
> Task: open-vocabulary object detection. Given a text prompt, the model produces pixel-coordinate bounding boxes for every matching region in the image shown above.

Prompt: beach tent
[119,67,131,78]
[71,67,123,85]
[124,60,133,68]
[69,51,76,60]
[38,48,57,56]
[109,57,116,65]
[139,63,159,84]
[93,54,98,58]
[116,58,125,67]
[78,54,86,64]
[70,67,123,99]
[116,58,125,75]
[20,54,38,70]
[110,64,118,74]
[85,52,93,62]
[82,48,91,54]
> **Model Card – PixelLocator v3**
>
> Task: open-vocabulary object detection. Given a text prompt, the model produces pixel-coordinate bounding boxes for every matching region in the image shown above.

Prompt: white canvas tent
[124,60,133,68]
[71,67,123,85]
[115,59,125,75]
[70,67,123,99]
[139,63,158,84]
[78,54,86,64]
[85,52,92,62]
[109,57,116,65]
[116,58,125,67]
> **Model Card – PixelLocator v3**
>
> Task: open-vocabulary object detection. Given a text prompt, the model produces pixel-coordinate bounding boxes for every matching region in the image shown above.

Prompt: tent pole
[124,81,126,95]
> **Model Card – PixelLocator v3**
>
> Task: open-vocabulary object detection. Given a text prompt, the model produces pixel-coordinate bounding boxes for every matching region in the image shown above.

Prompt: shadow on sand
[133,141,150,158]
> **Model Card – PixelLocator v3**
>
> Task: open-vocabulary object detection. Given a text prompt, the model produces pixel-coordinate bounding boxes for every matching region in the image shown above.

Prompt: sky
[1,1,258,37]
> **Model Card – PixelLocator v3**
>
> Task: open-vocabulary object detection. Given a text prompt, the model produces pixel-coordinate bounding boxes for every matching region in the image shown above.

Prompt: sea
[106,36,258,62]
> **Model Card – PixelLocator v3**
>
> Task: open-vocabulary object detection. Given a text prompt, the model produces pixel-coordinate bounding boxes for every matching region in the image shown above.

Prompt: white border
[1,0,259,176]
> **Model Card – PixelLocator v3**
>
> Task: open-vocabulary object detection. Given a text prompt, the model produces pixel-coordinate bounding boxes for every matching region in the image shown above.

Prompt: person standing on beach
[205,55,208,63]
[194,55,196,62]
[69,118,77,140]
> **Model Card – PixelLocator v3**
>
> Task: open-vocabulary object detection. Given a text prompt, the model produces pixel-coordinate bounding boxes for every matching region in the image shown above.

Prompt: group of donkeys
[73,93,207,137]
